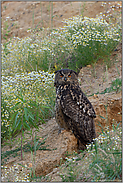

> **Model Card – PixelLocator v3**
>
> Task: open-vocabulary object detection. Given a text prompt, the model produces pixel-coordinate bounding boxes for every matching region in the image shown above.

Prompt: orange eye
[68,75,71,77]
[60,75,63,77]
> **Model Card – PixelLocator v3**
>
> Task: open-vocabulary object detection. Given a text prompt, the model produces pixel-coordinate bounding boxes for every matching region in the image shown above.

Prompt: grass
[1,70,55,143]
[57,124,122,182]
[89,126,122,181]
[88,77,122,97]
[101,78,122,94]
[1,7,121,142]
[1,1,122,182]
[1,165,30,182]
[1,135,51,166]
[1,124,122,182]
[1,10,121,75]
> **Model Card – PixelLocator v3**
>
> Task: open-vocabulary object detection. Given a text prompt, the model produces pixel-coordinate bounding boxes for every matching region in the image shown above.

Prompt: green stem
[21,113,23,160]
[40,2,44,28]
[51,2,53,30]
[21,129,23,160]
[32,4,35,31]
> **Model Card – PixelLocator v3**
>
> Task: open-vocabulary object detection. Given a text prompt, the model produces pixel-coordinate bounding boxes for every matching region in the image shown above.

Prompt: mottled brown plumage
[54,69,96,150]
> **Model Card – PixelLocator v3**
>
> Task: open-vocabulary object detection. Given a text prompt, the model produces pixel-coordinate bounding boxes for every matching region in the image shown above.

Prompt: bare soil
[1,1,121,40]
[1,45,122,181]
[1,1,122,182]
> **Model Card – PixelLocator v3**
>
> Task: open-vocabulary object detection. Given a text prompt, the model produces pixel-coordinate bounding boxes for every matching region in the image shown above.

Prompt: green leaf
[9,102,21,111]
[20,90,23,98]
[24,107,28,121]
[36,94,38,105]
[116,122,120,130]
[94,140,98,154]
[29,119,38,128]
[112,151,122,155]
[18,163,30,170]
[99,115,106,119]
[27,109,34,120]
[17,119,22,131]
[14,118,22,131]
[35,140,40,148]
[15,113,19,125]
[12,112,19,130]
[28,102,38,108]
[15,95,23,102]
[15,93,24,103]
[10,111,18,122]
[41,105,50,109]
[39,117,45,124]
[36,141,44,150]
[23,121,30,130]
[36,111,39,123]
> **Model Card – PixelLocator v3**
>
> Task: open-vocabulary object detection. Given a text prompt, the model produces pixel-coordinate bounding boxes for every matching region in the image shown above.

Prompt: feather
[59,84,96,144]
[54,69,96,150]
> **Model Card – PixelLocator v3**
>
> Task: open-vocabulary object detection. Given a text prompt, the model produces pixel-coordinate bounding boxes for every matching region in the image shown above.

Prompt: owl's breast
[55,90,70,130]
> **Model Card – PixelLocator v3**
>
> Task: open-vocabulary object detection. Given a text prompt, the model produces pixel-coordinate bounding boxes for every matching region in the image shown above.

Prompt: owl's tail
[77,140,87,151]
[77,139,96,152]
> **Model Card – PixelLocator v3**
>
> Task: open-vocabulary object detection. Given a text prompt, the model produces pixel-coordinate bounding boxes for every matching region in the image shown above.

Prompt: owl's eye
[60,75,63,77]
[68,75,71,77]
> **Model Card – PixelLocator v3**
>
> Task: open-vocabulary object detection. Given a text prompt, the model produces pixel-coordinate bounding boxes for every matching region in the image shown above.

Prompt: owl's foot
[58,128,66,135]
[77,140,87,152]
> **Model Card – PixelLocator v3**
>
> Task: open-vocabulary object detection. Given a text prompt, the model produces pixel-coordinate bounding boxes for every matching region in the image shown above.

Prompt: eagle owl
[54,69,96,150]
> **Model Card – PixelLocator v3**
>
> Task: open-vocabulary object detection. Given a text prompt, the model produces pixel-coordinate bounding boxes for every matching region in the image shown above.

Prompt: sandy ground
[1,1,122,182]
[1,1,121,41]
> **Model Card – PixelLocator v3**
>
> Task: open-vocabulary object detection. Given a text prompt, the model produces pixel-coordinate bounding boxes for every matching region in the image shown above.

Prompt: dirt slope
[1,44,122,180]
[1,1,120,40]
[1,1,122,182]
[1,91,122,181]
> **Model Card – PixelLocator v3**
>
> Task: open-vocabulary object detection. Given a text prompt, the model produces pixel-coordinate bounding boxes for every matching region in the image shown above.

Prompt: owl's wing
[60,85,96,143]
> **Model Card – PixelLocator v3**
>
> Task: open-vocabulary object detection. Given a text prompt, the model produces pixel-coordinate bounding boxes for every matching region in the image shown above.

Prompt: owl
[54,69,96,150]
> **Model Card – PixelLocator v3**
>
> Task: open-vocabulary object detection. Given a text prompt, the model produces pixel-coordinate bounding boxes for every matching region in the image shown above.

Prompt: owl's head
[54,69,78,87]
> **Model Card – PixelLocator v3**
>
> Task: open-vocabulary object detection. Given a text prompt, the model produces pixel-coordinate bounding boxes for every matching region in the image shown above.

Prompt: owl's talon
[58,129,61,135]
[58,128,65,135]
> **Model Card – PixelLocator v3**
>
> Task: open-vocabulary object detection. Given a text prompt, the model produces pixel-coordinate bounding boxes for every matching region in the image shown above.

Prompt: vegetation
[1,123,122,182]
[1,1,122,182]
[1,71,55,143]
[2,14,121,75]
[89,77,122,97]
[58,124,122,182]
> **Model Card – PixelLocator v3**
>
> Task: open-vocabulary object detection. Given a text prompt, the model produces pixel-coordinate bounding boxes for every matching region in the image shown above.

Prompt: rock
[89,92,122,135]
[34,92,121,177]
[35,126,78,176]
[2,92,122,178]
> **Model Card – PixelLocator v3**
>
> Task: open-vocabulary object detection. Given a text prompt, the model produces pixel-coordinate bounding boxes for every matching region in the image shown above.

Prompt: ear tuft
[72,70,78,76]
[54,70,59,74]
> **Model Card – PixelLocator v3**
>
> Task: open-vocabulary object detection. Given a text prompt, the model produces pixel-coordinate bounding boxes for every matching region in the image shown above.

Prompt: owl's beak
[64,77,67,81]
